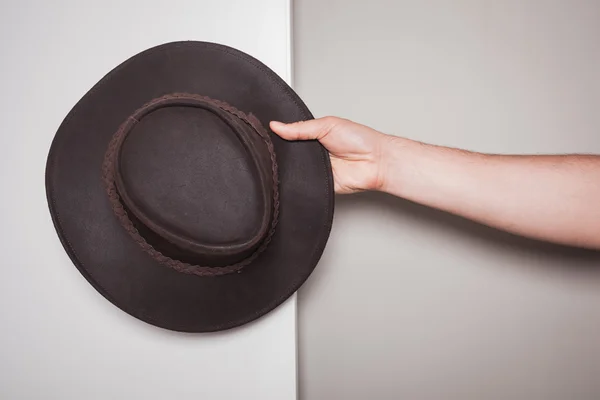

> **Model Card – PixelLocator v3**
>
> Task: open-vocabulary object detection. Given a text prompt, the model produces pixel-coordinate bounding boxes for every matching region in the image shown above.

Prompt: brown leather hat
[45,41,334,332]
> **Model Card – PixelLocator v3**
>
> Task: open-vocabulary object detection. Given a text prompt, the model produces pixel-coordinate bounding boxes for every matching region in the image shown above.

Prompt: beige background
[294,1,600,399]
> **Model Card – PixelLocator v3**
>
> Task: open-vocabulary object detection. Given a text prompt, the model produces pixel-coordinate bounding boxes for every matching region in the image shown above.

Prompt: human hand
[270,117,397,194]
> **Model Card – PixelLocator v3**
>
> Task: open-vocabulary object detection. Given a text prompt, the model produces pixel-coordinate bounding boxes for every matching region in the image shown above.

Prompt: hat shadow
[332,191,600,272]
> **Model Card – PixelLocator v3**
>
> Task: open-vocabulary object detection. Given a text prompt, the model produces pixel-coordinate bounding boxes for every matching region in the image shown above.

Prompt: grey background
[294,1,600,399]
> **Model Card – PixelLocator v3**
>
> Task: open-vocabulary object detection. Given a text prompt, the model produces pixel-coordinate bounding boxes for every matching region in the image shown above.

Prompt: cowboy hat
[45,41,334,332]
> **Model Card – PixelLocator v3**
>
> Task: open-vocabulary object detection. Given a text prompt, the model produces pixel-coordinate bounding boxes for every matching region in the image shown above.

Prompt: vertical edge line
[286,0,294,88]
[285,0,299,396]
[284,2,298,399]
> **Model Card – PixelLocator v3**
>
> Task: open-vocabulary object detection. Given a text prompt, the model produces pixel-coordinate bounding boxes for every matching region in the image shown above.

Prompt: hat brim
[45,41,334,332]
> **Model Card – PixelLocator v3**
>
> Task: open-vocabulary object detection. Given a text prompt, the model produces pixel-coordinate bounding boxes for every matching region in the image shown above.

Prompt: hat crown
[105,94,278,272]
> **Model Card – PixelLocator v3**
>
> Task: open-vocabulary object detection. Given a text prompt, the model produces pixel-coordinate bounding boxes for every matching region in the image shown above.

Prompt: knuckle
[321,116,339,124]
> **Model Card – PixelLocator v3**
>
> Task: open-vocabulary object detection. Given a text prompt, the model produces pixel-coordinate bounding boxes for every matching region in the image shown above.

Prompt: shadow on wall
[333,191,600,273]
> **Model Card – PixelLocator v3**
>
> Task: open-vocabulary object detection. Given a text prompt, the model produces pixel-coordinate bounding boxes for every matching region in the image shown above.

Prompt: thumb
[269,117,337,141]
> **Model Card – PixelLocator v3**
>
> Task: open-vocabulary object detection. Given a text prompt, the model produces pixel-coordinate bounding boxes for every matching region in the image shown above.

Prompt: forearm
[381,137,600,249]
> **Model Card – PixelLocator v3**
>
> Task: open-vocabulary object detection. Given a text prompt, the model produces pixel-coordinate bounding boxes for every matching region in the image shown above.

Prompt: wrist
[375,134,416,195]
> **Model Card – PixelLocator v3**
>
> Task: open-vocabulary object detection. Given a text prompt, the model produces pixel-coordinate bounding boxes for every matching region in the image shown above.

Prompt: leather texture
[111,94,277,270]
[45,41,334,333]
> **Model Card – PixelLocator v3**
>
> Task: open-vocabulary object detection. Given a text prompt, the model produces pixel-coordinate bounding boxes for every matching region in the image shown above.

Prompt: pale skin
[270,117,600,250]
